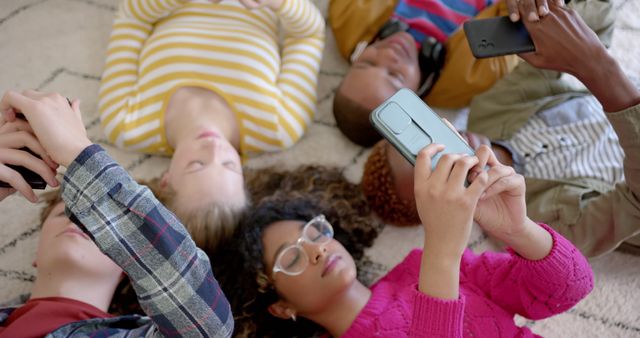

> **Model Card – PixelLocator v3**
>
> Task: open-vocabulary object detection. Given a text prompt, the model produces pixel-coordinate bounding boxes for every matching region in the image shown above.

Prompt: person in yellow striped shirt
[98,0,325,252]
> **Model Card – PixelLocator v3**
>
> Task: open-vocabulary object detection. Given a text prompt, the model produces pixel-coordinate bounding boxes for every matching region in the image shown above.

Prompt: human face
[166,129,246,212]
[341,32,422,110]
[262,219,358,315]
[35,202,122,279]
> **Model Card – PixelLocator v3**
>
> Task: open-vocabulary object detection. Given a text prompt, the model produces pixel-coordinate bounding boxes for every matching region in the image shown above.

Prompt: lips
[58,227,91,241]
[198,130,220,139]
[385,33,413,59]
[322,255,341,277]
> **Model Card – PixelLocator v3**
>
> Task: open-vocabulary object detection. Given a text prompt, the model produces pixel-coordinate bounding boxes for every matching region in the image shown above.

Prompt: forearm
[418,245,461,299]
[61,145,233,337]
[497,218,553,260]
[461,225,594,319]
[98,10,151,134]
[276,0,325,142]
[120,0,187,25]
[575,50,640,112]
[276,0,325,38]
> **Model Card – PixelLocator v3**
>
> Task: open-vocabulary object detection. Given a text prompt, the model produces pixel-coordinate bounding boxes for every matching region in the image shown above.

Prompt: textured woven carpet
[1,0,639,336]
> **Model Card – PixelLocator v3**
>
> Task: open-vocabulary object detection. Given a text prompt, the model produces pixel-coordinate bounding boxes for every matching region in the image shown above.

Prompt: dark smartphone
[463,16,535,58]
[0,114,47,190]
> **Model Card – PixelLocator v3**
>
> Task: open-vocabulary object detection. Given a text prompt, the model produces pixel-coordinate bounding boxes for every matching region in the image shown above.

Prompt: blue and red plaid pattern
[42,144,234,337]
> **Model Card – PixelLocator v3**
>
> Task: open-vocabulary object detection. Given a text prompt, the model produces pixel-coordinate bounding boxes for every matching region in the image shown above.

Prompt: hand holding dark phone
[463,16,535,58]
[0,114,49,190]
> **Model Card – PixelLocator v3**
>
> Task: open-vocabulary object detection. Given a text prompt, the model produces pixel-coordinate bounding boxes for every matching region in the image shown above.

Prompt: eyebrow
[270,222,307,266]
[352,63,400,91]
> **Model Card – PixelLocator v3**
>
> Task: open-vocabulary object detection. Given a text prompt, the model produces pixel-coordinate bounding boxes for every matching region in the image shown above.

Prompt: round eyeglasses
[271,215,334,278]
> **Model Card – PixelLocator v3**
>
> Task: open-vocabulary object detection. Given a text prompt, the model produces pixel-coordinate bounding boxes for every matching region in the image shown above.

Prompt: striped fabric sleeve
[98,0,186,147]
[61,145,233,338]
[274,0,325,146]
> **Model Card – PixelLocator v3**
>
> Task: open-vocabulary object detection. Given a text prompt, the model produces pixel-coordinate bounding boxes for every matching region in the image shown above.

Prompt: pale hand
[0,90,92,168]
[414,144,489,258]
[471,146,528,243]
[0,115,59,202]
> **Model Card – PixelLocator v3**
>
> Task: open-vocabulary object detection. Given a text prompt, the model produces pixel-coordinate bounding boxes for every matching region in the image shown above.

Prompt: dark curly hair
[361,141,420,226]
[213,165,382,337]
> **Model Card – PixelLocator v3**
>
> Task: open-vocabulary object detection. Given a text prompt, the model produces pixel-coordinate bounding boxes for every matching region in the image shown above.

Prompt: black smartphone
[0,114,47,190]
[463,16,535,58]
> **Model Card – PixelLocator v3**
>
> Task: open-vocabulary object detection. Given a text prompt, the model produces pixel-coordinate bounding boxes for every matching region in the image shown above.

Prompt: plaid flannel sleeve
[60,144,233,338]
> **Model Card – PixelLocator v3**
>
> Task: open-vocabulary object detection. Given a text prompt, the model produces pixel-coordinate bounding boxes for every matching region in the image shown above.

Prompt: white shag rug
[0,0,639,336]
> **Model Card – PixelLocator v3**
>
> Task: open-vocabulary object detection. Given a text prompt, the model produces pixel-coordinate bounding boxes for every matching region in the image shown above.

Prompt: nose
[303,241,328,265]
[200,137,221,160]
[378,46,400,66]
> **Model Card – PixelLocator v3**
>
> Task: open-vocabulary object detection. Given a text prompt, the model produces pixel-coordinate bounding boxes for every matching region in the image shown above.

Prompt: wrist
[501,219,553,260]
[60,140,93,167]
[423,238,464,265]
[419,247,461,299]
[575,51,640,112]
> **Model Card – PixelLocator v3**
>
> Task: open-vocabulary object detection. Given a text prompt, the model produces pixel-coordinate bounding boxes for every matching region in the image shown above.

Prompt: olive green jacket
[467,1,640,257]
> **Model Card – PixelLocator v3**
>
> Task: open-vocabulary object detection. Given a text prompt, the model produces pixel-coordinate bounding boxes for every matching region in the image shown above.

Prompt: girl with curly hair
[219,144,594,337]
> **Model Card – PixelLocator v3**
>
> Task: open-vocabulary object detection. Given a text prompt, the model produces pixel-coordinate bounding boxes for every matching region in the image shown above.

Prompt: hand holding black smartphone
[463,16,535,58]
[0,114,48,190]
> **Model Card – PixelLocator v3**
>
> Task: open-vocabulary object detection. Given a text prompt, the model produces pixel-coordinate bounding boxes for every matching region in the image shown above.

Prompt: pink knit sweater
[342,224,594,337]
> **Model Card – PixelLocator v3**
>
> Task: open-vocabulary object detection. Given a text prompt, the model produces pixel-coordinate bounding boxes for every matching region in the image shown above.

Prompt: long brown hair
[142,177,246,254]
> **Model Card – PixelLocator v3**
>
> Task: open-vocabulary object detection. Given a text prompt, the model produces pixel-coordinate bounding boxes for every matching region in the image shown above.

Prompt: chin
[333,264,358,290]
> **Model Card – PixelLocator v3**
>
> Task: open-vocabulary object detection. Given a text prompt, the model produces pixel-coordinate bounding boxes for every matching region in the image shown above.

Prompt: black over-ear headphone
[375,18,446,96]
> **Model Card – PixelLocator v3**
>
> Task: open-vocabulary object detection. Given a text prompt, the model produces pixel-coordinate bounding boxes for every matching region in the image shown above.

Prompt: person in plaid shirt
[0,91,233,337]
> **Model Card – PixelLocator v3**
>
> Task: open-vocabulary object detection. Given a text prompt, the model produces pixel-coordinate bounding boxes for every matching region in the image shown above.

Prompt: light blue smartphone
[369,88,474,169]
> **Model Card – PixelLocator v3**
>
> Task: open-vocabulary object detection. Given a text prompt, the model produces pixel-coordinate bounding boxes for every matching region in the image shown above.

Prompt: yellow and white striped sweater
[98,0,325,155]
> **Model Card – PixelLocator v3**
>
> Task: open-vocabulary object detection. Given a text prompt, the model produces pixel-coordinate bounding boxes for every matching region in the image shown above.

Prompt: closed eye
[223,161,241,174]
[187,160,205,171]
[389,71,404,83]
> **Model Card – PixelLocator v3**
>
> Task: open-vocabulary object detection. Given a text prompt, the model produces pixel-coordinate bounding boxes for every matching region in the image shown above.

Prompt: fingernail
[539,5,548,15]
[528,12,539,21]
[510,13,519,22]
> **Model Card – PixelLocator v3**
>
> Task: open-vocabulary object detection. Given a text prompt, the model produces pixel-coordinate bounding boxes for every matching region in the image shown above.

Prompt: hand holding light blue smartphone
[369,88,475,171]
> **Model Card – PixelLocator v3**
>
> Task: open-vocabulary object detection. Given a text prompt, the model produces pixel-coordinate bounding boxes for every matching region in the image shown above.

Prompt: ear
[160,171,170,190]
[267,300,296,320]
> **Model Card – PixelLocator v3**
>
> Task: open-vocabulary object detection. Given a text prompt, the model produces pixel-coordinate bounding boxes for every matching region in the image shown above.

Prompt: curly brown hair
[212,165,383,337]
[361,140,420,226]
[39,189,142,316]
